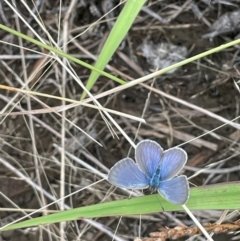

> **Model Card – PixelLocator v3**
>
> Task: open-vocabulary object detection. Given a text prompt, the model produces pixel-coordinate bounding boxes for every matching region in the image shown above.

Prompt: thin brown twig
[136,220,240,241]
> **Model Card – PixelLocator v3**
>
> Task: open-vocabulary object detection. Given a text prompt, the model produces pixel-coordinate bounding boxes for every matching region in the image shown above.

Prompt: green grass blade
[0,24,125,85]
[1,24,240,94]
[1,182,240,231]
[81,0,147,99]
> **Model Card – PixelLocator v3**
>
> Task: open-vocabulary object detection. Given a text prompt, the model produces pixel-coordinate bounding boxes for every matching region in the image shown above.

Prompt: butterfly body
[108,140,189,205]
[149,165,161,190]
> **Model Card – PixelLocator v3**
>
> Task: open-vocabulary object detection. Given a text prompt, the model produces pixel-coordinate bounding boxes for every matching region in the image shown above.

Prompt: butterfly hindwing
[158,175,189,205]
[108,158,149,189]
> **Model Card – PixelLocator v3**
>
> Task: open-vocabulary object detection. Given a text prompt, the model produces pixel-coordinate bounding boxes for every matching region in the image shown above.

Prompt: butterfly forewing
[158,175,189,205]
[160,147,187,181]
[108,158,149,189]
[135,140,163,179]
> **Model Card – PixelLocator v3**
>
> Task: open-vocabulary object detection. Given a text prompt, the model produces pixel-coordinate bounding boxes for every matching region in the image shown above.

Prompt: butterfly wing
[158,175,189,205]
[135,140,163,178]
[160,147,187,181]
[108,158,149,189]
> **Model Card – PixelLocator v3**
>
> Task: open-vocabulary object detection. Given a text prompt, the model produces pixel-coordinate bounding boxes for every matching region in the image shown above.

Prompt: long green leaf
[81,0,147,99]
[1,182,240,231]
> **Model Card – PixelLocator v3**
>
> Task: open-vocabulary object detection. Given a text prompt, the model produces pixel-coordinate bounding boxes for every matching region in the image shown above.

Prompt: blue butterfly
[108,140,189,205]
